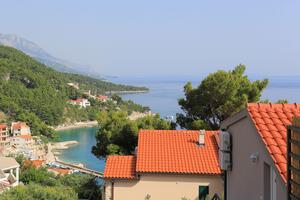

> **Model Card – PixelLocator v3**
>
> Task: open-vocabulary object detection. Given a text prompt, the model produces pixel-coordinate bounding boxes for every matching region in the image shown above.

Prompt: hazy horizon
[1,1,300,77]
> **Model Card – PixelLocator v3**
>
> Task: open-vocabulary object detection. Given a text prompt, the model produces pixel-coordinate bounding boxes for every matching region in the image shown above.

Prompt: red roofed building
[103,130,223,200]
[11,135,34,149]
[67,98,90,108]
[97,95,109,102]
[11,122,31,137]
[221,103,300,200]
[0,124,9,148]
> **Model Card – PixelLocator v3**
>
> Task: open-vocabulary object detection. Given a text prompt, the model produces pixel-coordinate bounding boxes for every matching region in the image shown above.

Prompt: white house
[11,122,31,137]
[0,157,20,193]
[68,98,91,108]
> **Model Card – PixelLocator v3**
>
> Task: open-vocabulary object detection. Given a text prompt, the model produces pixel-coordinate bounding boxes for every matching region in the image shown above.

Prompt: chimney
[199,130,205,146]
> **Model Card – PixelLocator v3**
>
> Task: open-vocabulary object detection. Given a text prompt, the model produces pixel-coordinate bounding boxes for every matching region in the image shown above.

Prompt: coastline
[105,90,149,94]
[46,140,79,163]
[53,121,98,131]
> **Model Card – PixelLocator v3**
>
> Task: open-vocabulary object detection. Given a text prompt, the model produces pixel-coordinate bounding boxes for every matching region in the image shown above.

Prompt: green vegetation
[0,157,101,200]
[92,111,174,158]
[0,45,148,138]
[64,73,148,94]
[0,184,77,200]
[177,65,269,130]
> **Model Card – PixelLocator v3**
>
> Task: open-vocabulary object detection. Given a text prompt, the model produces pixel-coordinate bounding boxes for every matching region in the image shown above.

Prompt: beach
[53,121,98,131]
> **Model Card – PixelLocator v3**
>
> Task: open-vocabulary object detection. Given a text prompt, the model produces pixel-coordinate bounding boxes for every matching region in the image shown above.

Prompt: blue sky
[1,0,299,77]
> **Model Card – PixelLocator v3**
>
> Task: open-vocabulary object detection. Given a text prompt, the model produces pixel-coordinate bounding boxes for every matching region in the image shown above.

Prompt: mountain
[0,33,103,78]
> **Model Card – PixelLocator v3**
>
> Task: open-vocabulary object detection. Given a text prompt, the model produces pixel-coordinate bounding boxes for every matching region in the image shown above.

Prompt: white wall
[223,115,286,200]
[105,173,223,200]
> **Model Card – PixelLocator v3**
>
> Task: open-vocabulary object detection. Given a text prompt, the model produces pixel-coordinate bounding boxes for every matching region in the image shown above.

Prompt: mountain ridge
[0,33,104,78]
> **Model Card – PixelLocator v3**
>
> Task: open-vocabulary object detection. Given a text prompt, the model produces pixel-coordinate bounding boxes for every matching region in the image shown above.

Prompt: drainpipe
[224,171,227,200]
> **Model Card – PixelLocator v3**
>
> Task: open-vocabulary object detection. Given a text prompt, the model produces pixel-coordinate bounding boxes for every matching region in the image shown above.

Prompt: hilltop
[0,33,109,79]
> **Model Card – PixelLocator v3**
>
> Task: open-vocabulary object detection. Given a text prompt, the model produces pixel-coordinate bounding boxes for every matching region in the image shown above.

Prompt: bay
[57,127,105,172]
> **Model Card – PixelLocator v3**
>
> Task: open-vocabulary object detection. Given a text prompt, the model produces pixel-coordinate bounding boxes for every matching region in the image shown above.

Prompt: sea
[57,76,300,172]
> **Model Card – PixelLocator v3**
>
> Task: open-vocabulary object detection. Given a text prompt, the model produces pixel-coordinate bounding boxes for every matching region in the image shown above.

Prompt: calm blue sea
[58,76,300,172]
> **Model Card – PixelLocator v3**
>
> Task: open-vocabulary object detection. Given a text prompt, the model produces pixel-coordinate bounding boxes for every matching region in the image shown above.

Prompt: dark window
[264,162,271,200]
[199,185,209,200]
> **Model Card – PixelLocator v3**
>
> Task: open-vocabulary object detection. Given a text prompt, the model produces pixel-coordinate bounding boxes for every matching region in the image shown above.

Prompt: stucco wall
[222,113,286,200]
[105,173,223,200]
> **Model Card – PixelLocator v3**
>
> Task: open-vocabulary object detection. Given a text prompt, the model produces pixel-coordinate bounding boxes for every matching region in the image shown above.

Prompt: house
[68,98,91,108]
[11,135,34,150]
[103,130,223,200]
[0,157,20,193]
[24,160,45,168]
[11,122,31,137]
[97,95,109,102]
[220,103,300,200]
[0,124,9,148]
[67,82,79,90]
[47,168,72,176]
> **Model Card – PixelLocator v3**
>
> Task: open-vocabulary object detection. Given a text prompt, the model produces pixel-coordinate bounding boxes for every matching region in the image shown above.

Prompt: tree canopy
[177,65,269,130]
[92,111,174,158]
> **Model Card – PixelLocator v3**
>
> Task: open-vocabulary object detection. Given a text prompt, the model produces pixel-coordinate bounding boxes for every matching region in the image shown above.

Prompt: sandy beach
[53,121,98,131]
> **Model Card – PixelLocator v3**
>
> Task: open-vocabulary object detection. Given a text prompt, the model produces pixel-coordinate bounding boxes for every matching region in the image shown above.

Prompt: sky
[0,0,300,78]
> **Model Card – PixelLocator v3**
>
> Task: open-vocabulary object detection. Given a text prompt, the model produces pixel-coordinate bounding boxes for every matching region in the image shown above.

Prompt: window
[199,185,209,200]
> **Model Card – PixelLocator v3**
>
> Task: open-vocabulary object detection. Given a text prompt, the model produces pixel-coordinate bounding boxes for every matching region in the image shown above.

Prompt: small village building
[68,98,91,108]
[220,103,300,200]
[97,95,109,102]
[0,157,19,193]
[0,124,9,148]
[103,130,223,200]
[47,168,72,176]
[67,82,79,90]
[10,135,35,159]
[24,159,45,168]
[11,122,31,137]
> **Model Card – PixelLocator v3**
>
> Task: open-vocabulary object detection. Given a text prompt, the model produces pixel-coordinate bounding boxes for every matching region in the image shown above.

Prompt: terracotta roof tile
[136,130,221,175]
[12,122,29,130]
[17,135,32,140]
[104,156,136,179]
[247,103,300,182]
[0,124,7,129]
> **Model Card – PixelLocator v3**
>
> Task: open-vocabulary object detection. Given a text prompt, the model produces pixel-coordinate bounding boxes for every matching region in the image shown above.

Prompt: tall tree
[177,65,268,130]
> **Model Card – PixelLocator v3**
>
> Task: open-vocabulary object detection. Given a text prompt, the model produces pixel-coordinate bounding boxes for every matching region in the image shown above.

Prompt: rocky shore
[46,141,79,162]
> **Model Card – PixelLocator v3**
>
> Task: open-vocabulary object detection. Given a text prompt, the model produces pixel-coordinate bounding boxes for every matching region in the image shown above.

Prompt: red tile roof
[136,130,221,175]
[48,168,71,175]
[97,95,109,101]
[12,122,29,129]
[104,156,136,179]
[0,124,7,129]
[31,160,45,168]
[24,160,45,168]
[17,135,32,140]
[247,103,300,182]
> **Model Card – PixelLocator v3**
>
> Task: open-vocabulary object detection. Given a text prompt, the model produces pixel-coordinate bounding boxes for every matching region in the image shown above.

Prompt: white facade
[11,122,31,137]
[0,157,20,193]
[68,99,90,108]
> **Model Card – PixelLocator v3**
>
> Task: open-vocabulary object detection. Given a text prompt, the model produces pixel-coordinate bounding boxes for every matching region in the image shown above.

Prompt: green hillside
[0,45,147,138]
